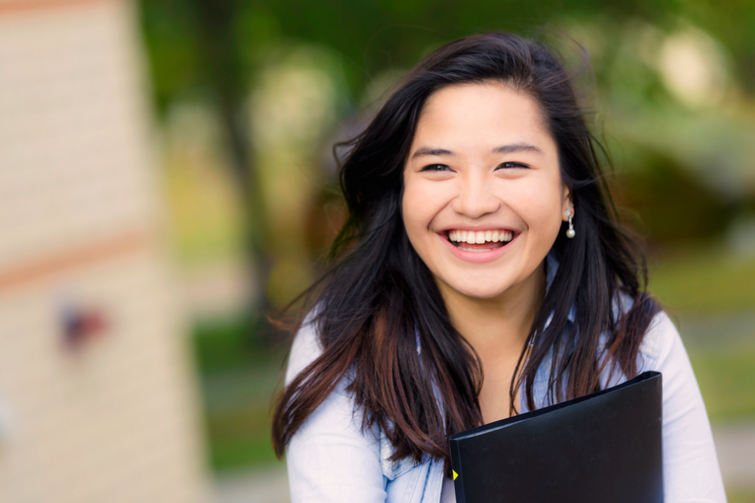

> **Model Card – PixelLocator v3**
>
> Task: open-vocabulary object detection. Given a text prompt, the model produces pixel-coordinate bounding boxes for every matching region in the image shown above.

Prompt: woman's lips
[440,230,518,263]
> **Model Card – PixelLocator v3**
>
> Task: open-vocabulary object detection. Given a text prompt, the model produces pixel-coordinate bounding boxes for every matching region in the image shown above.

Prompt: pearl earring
[565,209,575,239]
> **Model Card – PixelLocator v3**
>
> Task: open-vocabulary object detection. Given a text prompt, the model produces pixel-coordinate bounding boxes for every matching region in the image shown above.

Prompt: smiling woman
[271,32,726,503]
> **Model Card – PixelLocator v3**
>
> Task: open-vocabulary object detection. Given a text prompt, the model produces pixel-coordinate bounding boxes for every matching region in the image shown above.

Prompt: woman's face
[402,82,571,302]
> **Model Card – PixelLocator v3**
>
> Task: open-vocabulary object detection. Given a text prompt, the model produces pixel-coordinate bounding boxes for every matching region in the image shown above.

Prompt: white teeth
[448,230,515,244]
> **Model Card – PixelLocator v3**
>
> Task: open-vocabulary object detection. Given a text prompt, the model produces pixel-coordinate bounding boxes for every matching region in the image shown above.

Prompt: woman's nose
[451,175,501,218]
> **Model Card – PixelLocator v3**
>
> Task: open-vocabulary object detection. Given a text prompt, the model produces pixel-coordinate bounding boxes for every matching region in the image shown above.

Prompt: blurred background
[0,0,753,502]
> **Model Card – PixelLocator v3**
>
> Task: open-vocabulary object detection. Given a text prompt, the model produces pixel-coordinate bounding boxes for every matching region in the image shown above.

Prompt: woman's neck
[438,262,546,361]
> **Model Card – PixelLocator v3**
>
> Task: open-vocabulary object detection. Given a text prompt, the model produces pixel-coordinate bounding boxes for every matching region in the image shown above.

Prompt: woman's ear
[562,188,574,221]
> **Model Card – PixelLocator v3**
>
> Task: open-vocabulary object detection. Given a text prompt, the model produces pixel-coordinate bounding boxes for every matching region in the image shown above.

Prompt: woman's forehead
[411,82,555,157]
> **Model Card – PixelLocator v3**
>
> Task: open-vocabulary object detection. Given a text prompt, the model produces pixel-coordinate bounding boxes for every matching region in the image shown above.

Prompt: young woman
[271,32,726,503]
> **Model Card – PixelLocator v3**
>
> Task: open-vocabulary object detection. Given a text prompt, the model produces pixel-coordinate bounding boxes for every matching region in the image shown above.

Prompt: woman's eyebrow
[411,147,456,159]
[492,143,543,155]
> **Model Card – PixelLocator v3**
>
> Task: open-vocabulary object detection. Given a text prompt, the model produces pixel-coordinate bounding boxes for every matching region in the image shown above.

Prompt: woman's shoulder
[594,293,685,392]
[283,311,425,493]
[610,291,680,369]
[285,312,323,385]
[637,309,679,369]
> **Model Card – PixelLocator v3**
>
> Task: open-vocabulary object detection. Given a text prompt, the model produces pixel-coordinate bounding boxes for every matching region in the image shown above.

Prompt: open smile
[441,229,518,262]
[447,229,514,251]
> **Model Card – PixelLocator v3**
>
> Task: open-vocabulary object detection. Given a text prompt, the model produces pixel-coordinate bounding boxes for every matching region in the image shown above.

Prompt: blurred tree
[138,0,755,316]
[140,0,271,322]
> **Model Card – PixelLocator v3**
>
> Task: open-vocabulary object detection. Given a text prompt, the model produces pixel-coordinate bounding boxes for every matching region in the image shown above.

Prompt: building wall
[0,1,212,501]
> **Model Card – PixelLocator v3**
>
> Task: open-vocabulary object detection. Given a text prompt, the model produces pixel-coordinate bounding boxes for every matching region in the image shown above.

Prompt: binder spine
[450,440,466,503]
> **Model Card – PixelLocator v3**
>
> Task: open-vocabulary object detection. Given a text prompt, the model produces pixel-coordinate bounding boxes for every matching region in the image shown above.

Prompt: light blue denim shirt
[284,255,727,502]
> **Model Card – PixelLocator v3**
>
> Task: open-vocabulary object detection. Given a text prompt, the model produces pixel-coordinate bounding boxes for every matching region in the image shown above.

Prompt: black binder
[449,371,663,503]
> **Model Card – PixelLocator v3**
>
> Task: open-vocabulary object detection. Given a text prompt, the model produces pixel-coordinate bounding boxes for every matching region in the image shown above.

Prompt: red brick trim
[0,229,155,292]
[0,0,119,16]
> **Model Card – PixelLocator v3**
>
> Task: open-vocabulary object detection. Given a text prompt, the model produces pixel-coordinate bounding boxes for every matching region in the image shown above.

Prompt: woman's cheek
[506,181,563,231]
[405,182,452,225]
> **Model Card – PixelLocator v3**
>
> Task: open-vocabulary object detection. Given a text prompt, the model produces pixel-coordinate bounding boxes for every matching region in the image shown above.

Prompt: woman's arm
[284,322,388,503]
[642,312,727,502]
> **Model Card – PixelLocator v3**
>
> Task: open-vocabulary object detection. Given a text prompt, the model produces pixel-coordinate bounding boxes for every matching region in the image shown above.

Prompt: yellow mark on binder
[453,470,458,480]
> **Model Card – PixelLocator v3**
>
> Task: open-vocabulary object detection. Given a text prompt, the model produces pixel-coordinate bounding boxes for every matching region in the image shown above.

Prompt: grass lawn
[690,344,755,422]
[192,317,286,472]
[205,395,281,470]
[729,491,755,503]
[649,246,755,315]
[200,364,283,471]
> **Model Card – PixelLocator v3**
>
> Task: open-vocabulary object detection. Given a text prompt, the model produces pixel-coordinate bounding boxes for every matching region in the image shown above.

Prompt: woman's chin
[442,280,511,301]
[461,289,508,300]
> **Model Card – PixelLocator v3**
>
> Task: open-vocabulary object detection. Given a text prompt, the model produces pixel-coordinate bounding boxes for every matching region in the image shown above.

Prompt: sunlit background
[0,0,753,502]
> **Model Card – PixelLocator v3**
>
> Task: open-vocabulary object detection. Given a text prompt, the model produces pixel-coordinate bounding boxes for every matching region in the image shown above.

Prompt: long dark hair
[271,32,659,468]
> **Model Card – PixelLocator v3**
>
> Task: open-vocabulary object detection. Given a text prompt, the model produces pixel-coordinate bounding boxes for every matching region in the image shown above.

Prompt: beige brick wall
[0,1,213,502]
[0,0,158,266]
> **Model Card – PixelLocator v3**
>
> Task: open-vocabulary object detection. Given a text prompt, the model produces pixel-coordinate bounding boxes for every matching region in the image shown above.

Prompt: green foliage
[139,0,755,110]
[191,315,287,471]
[615,153,739,245]
[202,371,281,470]
[191,316,273,373]
[192,323,284,471]
[138,1,204,112]
[209,433,278,471]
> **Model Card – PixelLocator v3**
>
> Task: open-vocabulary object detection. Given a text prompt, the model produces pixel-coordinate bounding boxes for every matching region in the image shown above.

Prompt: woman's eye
[420,164,451,172]
[497,162,530,170]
